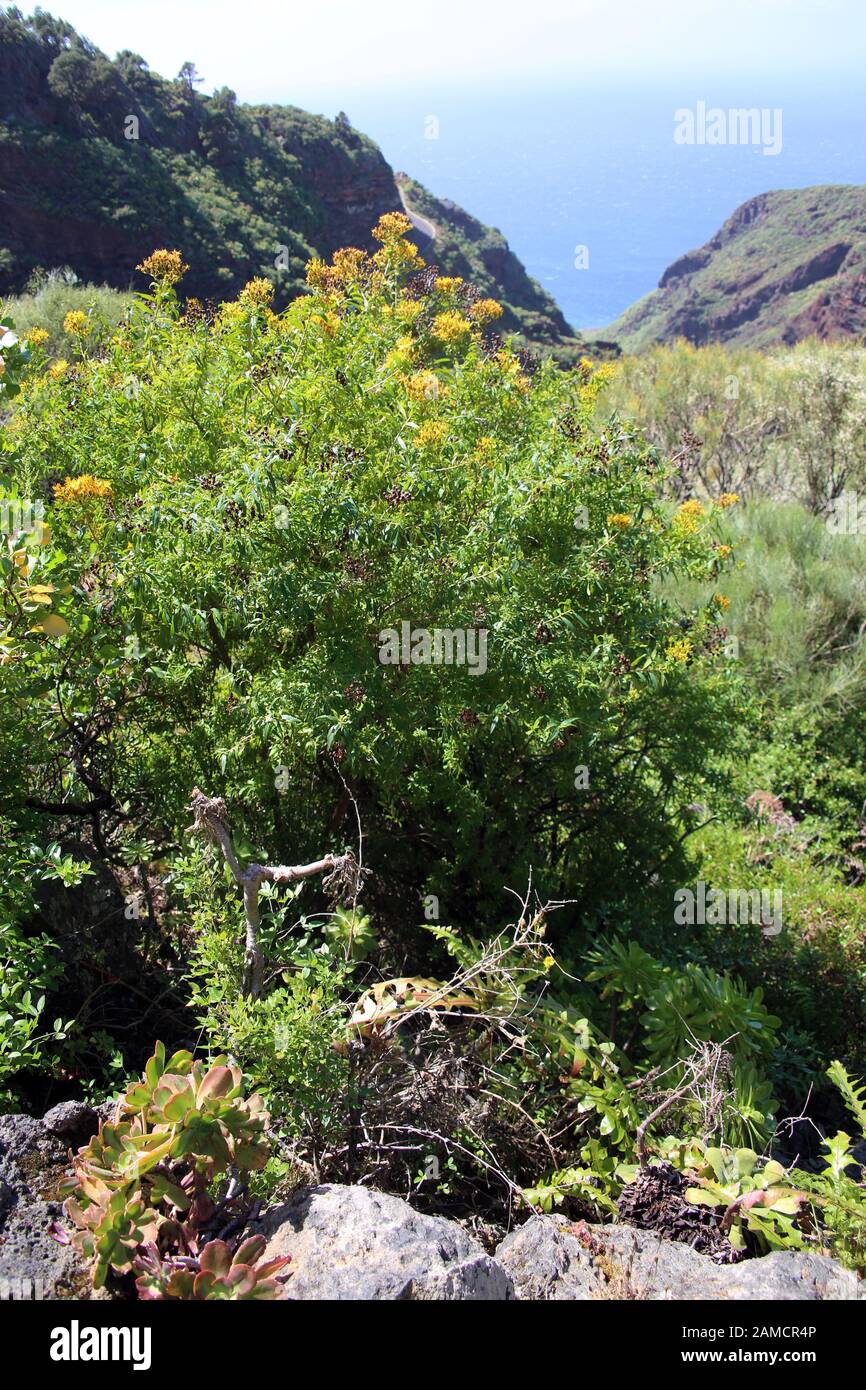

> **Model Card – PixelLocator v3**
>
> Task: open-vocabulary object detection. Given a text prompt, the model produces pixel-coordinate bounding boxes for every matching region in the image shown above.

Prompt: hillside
[0,9,582,360]
[605,184,866,351]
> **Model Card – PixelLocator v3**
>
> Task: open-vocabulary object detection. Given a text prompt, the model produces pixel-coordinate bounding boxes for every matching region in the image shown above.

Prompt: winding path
[397,183,437,244]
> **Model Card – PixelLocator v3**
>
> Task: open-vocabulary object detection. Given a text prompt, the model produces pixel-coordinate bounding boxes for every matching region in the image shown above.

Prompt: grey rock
[0,1114,91,1301]
[42,1101,98,1146]
[254,1184,514,1300]
[496,1216,864,1301]
[94,1097,123,1127]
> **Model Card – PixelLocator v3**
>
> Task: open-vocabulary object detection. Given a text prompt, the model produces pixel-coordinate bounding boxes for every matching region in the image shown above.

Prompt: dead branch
[187,787,368,997]
[636,1039,734,1167]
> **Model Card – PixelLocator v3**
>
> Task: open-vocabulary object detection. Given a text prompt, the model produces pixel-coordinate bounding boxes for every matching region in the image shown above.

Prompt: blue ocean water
[340,79,866,330]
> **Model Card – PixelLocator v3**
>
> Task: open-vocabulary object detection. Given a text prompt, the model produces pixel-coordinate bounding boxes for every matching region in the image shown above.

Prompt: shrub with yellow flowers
[1,215,739,975]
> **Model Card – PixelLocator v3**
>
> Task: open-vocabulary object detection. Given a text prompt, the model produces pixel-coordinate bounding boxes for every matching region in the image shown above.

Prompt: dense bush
[1,215,738,970]
[1,269,132,360]
[5,218,864,1269]
[601,339,866,513]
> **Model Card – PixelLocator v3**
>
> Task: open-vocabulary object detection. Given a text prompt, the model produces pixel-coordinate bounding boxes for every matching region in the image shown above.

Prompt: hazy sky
[37,0,866,111]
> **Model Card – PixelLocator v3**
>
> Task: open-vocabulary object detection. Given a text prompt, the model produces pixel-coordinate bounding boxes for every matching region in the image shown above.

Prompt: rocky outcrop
[0,1112,93,1300]
[495,1216,864,1301]
[252,1183,513,1300]
[2,1101,861,1301]
[606,183,866,350]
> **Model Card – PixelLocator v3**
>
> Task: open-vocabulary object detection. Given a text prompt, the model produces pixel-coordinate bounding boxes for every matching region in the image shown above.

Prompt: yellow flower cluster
[674,498,705,533]
[25,326,49,346]
[53,475,113,504]
[718,492,739,508]
[371,214,423,273]
[332,247,368,283]
[239,277,274,307]
[49,359,69,379]
[666,637,693,664]
[395,297,423,325]
[434,276,464,293]
[431,310,471,346]
[63,310,89,337]
[714,593,731,610]
[402,370,444,403]
[305,258,330,289]
[607,513,632,528]
[137,249,188,284]
[306,247,369,293]
[373,212,413,243]
[716,543,732,559]
[494,349,530,393]
[416,420,448,449]
[469,298,503,325]
[472,436,496,465]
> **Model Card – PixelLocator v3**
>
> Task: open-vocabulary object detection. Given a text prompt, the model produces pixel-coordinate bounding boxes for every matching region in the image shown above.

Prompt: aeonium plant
[54,1042,290,1297]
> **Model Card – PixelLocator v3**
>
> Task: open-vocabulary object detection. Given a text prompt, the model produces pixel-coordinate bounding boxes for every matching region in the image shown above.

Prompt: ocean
[339,78,866,331]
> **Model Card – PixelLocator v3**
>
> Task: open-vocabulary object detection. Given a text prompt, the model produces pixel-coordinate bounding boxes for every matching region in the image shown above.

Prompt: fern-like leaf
[827,1060,866,1135]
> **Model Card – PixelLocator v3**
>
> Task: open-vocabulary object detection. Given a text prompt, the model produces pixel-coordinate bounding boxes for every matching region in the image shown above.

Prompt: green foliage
[178,847,353,1142]
[826,1060,866,1135]
[675,1143,811,1254]
[1,218,736,963]
[637,1060,866,1272]
[61,1042,284,1296]
[2,270,132,359]
[0,836,89,1109]
[523,1165,620,1216]
[5,198,861,1256]
[586,937,779,1143]
[0,317,30,399]
[602,339,866,512]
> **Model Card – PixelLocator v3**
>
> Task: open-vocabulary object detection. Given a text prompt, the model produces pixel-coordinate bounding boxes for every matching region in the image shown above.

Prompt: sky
[33,0,866,112]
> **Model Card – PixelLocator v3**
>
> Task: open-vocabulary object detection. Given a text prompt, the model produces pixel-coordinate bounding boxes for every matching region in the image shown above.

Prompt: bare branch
[187,787,368,997]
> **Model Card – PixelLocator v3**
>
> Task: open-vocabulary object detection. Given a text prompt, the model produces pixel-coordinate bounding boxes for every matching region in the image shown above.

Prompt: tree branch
[187,787,367,998]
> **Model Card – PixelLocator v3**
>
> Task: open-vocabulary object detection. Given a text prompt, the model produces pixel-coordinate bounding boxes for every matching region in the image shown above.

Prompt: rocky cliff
[605,184,866,350]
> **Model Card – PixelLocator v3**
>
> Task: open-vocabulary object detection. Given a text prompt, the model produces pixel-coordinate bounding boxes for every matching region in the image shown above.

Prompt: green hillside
[605,184,866,350]
[0,8,581,359]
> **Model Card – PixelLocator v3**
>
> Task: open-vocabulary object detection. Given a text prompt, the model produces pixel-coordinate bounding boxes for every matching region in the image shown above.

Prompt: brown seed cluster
[383,485,414,509]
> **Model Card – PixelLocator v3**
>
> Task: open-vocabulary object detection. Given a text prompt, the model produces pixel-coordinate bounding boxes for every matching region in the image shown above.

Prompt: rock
[253,1184,514,1300]
[42,1101,98,1146]
[496,1216,864,1301]
[0,1114,92,1300]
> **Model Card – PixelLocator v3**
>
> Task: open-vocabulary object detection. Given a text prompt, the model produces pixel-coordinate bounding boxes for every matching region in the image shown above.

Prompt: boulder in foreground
[253,1183,514,1300]
[496,1215,864,1301]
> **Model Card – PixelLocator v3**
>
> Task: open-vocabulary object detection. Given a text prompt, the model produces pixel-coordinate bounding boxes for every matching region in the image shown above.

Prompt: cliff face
[605,185,866,351]
[0,11,579,358]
